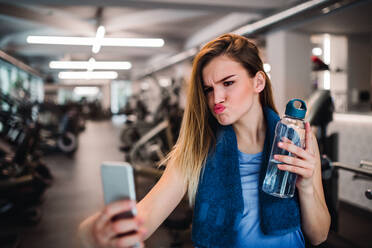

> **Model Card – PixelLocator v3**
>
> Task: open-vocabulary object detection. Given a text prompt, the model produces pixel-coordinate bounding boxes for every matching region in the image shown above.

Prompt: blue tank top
[236,150,305,248]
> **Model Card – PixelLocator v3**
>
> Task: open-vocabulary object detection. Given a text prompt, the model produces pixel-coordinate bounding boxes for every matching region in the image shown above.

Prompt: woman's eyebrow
[203,74,236,88]
[218,74,235,83]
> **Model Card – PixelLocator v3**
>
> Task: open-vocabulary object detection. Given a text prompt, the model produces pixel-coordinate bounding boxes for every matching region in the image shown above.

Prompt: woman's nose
[214,88,225,104]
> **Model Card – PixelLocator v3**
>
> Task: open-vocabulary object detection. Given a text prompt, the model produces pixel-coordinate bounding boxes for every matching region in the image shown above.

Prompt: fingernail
[278,142,283,147]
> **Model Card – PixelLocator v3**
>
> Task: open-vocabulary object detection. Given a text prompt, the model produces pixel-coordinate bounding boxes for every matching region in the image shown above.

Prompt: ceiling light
[87,58,95,71]
[263,63,271,73]
[58,71,118,80]
[27,36,94,45]
[27,36,164,47]
[92,26,105,54]
[50,60,131,70]
[74,87,100,95]
[159,78,171,87]
[312,47,322,56]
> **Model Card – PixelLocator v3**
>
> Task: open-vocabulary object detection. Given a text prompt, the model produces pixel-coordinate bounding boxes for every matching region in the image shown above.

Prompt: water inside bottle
[262,122,302,198]
[262,158,298,198]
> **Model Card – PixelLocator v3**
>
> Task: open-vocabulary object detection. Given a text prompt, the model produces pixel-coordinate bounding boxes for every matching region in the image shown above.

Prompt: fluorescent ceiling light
[263,63,271,73]
[50,60,131,70]
[74,86,100,95]
[312,47,322,56]
[27,36,94,45]
[27,36,164,47]
[159,78,171,87]
[58,71,118,80]
[92,26,105,54]
[87,58,95,71]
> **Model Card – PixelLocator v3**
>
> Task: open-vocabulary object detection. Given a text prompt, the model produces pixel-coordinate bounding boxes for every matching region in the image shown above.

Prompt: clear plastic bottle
[262,99,307,198]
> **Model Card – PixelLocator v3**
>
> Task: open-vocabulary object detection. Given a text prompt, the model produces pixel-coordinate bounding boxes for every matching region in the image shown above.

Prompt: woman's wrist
[297,183,314,197]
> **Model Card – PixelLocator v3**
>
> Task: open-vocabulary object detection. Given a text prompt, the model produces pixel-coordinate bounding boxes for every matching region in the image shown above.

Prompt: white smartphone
[101,161,137,219]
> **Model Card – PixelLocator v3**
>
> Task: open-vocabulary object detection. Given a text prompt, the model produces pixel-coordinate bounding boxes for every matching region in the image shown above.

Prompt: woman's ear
[253,71,266,93]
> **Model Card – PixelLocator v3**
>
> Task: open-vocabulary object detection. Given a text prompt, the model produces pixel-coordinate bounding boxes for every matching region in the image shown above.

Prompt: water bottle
[262,99,307,198]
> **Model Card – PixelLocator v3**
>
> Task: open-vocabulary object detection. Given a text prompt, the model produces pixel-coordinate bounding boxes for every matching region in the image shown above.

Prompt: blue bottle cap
[285,99,307,119]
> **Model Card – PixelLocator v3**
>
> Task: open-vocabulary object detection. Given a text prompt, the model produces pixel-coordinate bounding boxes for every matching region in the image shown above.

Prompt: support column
[101,82,111,111]
[266,30,312,115]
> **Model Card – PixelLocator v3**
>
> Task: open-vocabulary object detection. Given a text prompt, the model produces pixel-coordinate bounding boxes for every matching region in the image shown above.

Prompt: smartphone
[101,161,137,220]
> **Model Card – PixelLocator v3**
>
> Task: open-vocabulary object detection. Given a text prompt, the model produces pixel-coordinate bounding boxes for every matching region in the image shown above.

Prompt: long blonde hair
[161,33,278,205]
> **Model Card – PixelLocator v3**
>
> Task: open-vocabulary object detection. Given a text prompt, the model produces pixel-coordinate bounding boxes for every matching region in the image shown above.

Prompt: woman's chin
[216,115,233,126]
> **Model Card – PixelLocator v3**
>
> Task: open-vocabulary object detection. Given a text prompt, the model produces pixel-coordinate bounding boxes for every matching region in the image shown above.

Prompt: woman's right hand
[82,199,147,248]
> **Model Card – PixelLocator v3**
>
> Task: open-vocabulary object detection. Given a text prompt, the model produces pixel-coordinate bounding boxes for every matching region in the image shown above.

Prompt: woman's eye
[203,87,213,94]
[223,81,234,86]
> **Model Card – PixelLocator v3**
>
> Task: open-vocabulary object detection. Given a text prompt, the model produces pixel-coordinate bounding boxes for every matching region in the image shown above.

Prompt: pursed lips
[214,104,226,114]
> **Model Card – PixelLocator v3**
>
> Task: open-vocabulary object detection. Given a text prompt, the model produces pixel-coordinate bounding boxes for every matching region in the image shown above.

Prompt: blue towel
[192,107,301,248]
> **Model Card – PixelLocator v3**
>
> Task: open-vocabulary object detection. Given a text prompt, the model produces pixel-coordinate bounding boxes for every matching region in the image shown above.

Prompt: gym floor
[2,119,371,248]
[2,119,193,248]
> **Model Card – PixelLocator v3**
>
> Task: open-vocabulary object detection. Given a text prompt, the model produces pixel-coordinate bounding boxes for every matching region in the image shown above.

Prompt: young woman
[78,33,330,248]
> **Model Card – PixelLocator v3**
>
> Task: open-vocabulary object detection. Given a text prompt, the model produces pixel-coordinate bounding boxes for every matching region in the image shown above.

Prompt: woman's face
[202,55,260,126]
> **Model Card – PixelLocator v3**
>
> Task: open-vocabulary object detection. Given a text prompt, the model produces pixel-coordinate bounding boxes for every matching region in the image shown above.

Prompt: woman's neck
[233,102,266,154]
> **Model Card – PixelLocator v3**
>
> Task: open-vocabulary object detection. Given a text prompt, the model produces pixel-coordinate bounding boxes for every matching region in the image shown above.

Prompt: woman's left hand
[273,122,317,193]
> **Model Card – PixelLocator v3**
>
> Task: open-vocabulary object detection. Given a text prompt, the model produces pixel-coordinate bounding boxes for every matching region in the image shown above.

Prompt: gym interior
[0,0,371,247]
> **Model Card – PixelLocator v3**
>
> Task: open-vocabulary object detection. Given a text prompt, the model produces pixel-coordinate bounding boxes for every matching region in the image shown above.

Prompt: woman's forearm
[298,186,330,245]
